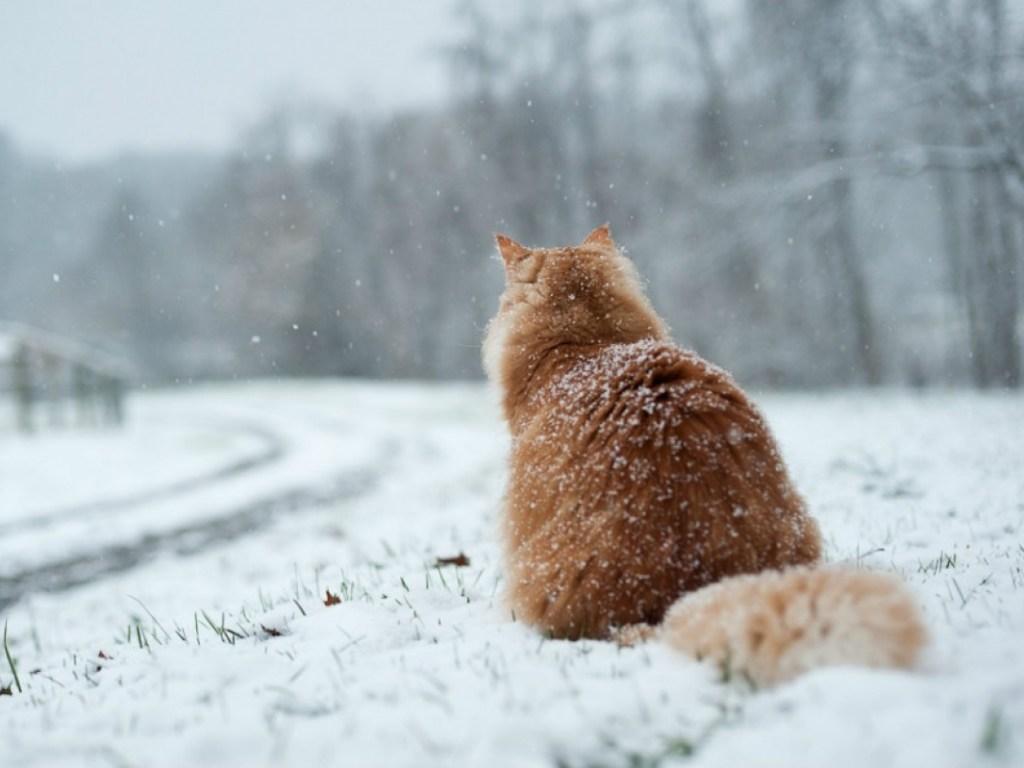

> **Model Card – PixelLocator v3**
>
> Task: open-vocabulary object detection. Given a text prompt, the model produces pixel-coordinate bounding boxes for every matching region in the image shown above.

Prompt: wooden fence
[0,324,130,433]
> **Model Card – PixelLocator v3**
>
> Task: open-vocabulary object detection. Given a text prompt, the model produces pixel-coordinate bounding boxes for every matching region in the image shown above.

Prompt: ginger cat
[483,224,925,685]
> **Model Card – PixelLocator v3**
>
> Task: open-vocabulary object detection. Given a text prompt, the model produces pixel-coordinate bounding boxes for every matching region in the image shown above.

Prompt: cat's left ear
[581,223,615,249]
[495,234,529,266]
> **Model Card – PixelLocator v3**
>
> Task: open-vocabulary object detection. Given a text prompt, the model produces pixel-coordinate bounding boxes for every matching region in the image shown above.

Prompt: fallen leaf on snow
[434,553,471,568]
[323,590,342,607]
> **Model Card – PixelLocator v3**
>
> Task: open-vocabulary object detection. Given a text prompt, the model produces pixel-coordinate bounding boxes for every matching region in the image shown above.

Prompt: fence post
[99,374,125,427]
[13,344,34,434]
[43,352,66,428]
[73,363,93,427]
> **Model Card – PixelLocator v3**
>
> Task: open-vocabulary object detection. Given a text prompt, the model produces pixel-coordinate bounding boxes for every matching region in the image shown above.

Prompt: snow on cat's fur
[483,224,926,685]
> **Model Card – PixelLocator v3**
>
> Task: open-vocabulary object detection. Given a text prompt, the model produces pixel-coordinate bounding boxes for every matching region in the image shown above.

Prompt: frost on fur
[659,567,927,686]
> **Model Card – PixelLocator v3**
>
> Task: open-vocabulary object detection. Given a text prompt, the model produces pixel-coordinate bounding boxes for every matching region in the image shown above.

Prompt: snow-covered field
[1,381,1022,767]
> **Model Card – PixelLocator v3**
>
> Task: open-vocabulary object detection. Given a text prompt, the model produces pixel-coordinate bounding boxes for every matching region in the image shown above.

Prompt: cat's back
[529,338,762,456]
[512,337,799,530]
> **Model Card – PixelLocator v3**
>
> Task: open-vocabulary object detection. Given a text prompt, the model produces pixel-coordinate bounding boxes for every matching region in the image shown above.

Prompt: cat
[483,224,926,686]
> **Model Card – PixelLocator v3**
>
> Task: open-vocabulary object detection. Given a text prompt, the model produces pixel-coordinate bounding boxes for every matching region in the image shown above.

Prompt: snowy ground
[1,381,1022,767]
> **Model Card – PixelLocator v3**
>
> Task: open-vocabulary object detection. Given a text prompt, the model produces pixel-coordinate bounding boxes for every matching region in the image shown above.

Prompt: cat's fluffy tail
[655,566,926,686]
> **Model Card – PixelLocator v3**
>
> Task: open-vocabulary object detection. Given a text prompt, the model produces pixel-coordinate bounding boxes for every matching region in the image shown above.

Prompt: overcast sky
[1,1,452,162]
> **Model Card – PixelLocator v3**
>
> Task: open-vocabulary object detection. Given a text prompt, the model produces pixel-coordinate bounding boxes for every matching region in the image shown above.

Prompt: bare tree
[867,0,1022,387]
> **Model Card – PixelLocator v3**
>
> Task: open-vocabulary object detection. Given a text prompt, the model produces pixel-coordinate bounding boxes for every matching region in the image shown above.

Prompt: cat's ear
[581,223,615,248]
[495,234,529,266]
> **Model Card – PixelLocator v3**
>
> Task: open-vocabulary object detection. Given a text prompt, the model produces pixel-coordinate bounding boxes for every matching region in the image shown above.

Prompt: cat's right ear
[582,223,615,248]
[495,234,529,267]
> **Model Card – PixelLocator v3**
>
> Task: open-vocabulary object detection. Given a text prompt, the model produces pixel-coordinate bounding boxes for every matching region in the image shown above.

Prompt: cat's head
[482,224,667,387]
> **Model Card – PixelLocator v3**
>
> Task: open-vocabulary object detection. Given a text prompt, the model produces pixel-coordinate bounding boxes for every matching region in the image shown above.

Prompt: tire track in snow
[0,389,400,611]
[0,441,393,613]
[0,419,285,537]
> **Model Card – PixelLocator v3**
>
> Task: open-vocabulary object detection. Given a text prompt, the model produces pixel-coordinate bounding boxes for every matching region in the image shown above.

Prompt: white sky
[0,1,452,161]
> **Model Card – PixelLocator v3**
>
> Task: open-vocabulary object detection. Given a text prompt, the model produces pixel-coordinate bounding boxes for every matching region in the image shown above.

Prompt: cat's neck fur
[491,284,668,433]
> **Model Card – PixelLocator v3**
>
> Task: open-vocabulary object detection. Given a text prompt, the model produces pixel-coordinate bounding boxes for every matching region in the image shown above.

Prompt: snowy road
[0,382,1022,768]
[0,385,389,610]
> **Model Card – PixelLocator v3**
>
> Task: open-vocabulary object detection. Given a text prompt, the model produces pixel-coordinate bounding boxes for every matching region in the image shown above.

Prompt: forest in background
[1,0,1021,388]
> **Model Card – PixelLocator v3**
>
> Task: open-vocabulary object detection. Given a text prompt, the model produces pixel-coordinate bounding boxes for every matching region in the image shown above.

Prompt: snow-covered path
[0,383,1022,768]
[0,384,388,610]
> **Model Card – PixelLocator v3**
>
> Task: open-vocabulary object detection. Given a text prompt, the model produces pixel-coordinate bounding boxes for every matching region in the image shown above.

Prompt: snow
[0,401,269,526]
[0,385,376,576]
[1,382,1022,767]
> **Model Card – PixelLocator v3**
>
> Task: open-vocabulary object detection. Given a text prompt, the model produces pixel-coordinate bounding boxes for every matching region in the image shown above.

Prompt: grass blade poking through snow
[3,620,22,694]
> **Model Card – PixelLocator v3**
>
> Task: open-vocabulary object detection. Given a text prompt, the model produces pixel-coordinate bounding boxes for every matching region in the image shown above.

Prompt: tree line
[2,0,1021,387]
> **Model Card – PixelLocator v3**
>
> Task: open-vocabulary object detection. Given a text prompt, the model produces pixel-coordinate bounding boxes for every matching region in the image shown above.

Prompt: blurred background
[1,0,1022,389]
